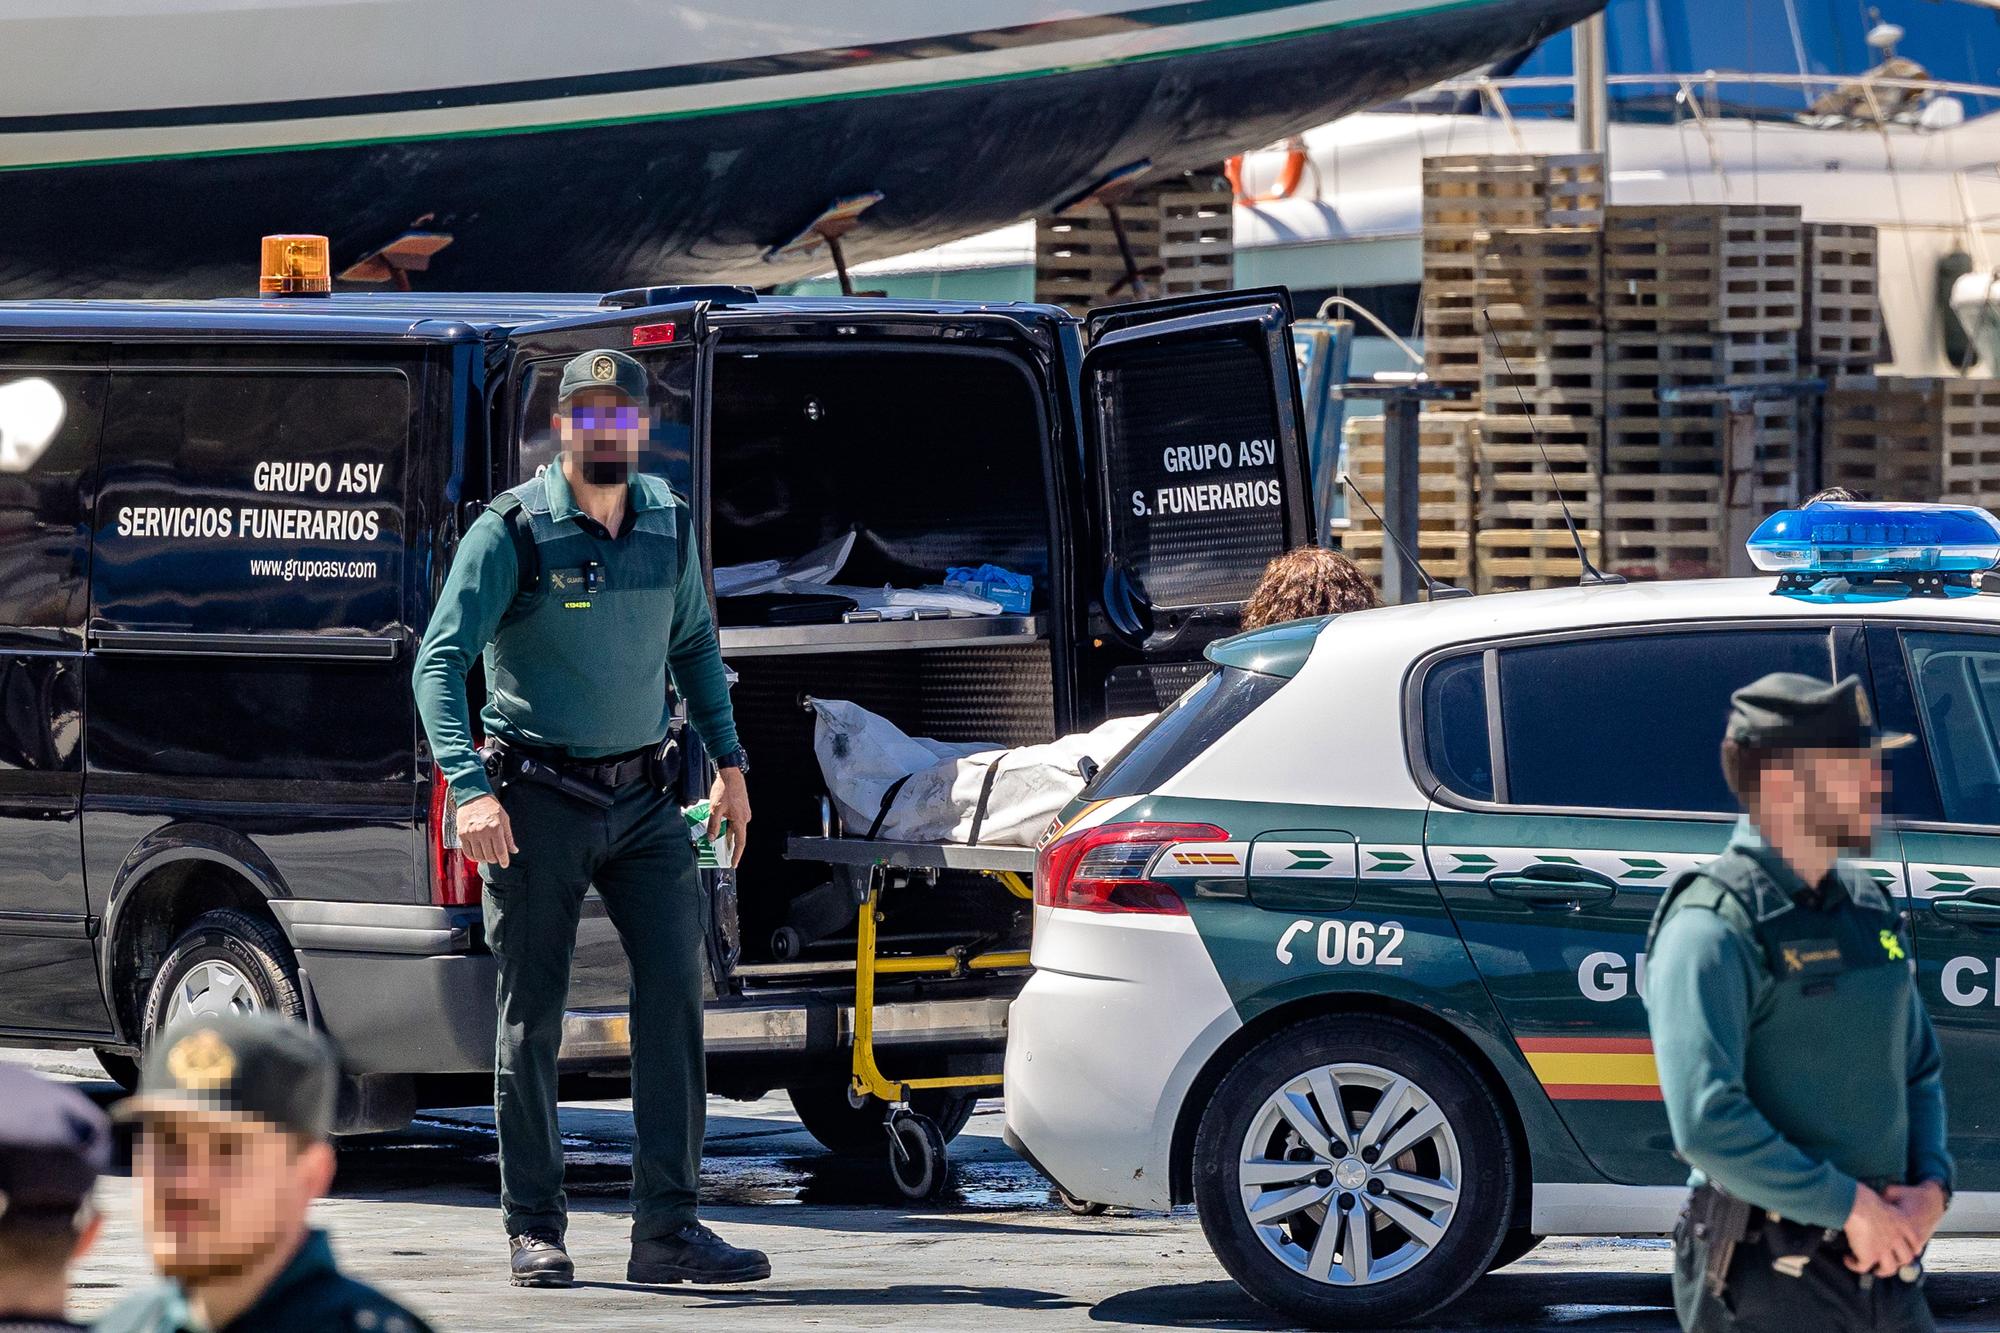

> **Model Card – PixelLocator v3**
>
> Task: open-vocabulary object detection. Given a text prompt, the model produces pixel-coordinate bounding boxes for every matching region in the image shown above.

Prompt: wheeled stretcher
[784,834,1034,1198]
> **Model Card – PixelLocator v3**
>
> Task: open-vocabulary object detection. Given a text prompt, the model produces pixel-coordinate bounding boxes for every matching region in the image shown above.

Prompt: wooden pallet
[1803,222,1881,372]
[1339,414,1478,581]
[1421,154,1604,403]
[1603,473,1726,580]
[1475,434,1602,530]
[1602,330,1801,475]
[1603,204,1804,335]
[1474,526,1605,592]
[1033,170,1233,312]
[1825,374,2000,505]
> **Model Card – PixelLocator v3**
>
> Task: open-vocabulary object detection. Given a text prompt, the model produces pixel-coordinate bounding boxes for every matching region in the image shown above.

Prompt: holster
[646,716,686,803]
[1688,1183,1756,1299]
[480,738,617,810]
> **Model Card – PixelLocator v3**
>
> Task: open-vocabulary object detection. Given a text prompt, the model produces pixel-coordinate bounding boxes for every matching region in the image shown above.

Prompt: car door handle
[1930,895,2000,928]
[1485,871,1618,908]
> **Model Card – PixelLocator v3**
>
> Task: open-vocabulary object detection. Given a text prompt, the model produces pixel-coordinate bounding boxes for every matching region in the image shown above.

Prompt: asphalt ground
[14,1047,2000,1332]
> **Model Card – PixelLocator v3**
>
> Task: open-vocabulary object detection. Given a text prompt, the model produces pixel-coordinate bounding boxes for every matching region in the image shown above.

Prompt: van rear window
[93,370,409,633]
[1082,666,1285,800]
[1095,333,1290,609]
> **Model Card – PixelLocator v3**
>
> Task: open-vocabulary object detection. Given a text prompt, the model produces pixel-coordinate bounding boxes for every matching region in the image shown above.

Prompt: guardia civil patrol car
[1005,502,2000,1328]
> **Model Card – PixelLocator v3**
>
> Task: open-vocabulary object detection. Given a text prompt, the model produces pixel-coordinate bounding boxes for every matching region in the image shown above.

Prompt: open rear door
[1079,288,1313,715]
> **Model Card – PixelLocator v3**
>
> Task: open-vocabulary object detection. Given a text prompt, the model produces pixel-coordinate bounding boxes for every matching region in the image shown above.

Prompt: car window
[1497,629,1833,813]
[0,366,103,633]
[93,369,409,634]
[1083,666,1286,800]
[1904,630,2000,827]
[1422,652,1492,802]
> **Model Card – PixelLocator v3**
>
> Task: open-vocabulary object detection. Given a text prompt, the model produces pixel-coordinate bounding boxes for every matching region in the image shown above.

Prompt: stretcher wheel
[886,1110,950,1201]
[1055,1188,1108,1217]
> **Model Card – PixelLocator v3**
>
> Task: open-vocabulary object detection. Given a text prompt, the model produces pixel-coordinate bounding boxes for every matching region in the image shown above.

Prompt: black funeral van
[0,283,1312,1135]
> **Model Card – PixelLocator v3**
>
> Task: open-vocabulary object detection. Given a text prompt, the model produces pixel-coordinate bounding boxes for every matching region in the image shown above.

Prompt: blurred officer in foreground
[0,1066,108,1331]
[96,1014,434,1333]
[1647,674,1951,1332]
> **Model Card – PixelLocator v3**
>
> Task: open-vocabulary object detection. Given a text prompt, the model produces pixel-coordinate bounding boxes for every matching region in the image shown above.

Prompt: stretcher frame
[784,835,1035,1196]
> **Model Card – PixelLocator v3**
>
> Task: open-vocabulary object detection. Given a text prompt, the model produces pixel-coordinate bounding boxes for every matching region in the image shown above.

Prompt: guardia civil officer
[1646,673,1952,1332]
[0,1066,108,1331]
[411,348,767,1288]
[96,1012,434,1333]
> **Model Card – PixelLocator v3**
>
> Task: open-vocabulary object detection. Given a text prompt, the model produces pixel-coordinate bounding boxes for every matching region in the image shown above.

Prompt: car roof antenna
[1342,476,1474,601]
[1480,309,1625,587]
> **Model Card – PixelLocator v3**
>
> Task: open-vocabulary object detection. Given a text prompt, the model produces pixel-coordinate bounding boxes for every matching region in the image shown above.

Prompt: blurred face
[555,388,646,486]
[1758,747,1887,854]
[137,1115,332,1283]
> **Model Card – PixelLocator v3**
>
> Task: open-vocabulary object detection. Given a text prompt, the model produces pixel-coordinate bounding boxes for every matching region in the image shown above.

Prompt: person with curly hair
[1241,545,1381,630]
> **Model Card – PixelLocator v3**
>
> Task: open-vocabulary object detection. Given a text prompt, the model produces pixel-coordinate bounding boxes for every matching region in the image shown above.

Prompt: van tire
[787,1082,979,1157]
[141,909,305,1042]
[1193,1014,1513,1329]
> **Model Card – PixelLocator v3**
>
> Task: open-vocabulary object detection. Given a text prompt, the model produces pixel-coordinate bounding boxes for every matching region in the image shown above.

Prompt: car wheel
[95,1050,140,1091]
[1194,1014,1513,1329]
[788,1081,979,1156]
[1487,1228,1543,1272]
[141,908,305,1042]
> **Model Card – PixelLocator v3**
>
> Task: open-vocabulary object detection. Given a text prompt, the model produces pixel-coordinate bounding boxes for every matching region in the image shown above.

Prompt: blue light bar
[1748,501,2000,579]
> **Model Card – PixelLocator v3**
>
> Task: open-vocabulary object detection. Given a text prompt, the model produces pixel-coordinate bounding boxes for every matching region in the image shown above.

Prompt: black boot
[628,1222,772,1285]
[509,1230,575,1288]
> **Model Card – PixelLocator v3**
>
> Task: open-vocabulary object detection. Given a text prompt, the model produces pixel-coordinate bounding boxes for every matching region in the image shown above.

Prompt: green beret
[1726,673,1914,752]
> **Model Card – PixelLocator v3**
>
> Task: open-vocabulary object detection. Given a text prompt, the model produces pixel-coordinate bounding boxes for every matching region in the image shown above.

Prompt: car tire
[1487,1228,1543,1272]
[140,908,305,1042]
[787,1081,979,1157]
[95,1050,140,1091]
[1194,1014,1513,1329]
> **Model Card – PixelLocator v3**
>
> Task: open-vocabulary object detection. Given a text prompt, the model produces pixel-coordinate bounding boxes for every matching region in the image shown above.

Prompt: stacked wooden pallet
[1420,153,1604,404]
[1802,223,1882,372]
[1032,170,1234,313]
[1338,413,1478,583]
[1823,375,2000,508]
[1599,204,1806,578]
[1474,226,1604,590]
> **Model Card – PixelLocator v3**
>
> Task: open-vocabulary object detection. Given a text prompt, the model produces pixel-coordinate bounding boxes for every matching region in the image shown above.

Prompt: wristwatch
[716,746,751,776]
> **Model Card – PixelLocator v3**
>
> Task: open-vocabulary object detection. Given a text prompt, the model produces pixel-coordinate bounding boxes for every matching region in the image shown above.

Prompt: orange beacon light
[259,234,332,296]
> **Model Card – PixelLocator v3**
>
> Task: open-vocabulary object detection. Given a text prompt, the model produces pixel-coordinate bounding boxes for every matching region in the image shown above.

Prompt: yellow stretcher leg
[848,876,1025,1106]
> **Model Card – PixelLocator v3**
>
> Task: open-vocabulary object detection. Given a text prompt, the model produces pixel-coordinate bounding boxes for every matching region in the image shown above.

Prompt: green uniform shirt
[1645,819,1953,1231]
[93,1229,433,1333]
[412,464,740,805]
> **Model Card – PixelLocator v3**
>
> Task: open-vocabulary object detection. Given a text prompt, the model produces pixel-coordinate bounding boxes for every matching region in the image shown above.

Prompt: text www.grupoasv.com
[248,557,379,582]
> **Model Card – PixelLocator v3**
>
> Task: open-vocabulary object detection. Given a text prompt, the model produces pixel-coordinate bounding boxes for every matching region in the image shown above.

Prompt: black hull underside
[0,0,1601,299]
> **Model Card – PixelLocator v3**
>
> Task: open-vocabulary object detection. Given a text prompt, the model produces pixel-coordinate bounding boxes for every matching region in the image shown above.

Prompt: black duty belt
[481,739,658,810]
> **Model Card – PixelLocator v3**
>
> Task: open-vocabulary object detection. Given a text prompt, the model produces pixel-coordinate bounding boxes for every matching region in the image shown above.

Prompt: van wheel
[141,909,305,1041]
[787,1082,979,1156]
[1193,1015,1512,1329]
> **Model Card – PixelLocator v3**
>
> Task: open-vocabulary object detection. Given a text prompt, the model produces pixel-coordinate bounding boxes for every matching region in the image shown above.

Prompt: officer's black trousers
[1674,1223,1937,1332]
[481,777,706,1244]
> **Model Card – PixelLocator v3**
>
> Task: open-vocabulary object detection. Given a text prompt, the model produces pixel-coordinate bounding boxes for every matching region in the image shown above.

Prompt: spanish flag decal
[1516,1037,1662,1102]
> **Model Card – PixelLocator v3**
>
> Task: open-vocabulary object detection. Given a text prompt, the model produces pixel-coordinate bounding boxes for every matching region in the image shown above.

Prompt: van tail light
[428,773,483,907]
[1034,822,1227,916]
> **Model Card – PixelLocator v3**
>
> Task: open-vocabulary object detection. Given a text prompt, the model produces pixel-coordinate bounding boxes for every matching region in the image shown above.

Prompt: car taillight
[1033,822,1227,916]
[428,773,483,907]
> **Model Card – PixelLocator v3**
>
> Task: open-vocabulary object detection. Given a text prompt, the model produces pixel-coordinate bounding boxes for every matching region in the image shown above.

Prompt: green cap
[114,1012,338,1141]
[556,348,648,406]
[1725,672,1914,752]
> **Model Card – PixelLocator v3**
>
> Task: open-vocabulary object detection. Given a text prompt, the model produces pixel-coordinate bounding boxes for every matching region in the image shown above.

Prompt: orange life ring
[1225,139,1309,204]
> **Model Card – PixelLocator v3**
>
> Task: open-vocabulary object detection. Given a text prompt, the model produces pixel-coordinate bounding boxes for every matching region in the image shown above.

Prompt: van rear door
[496,301,727,1004]
[1079,289,1312,715]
